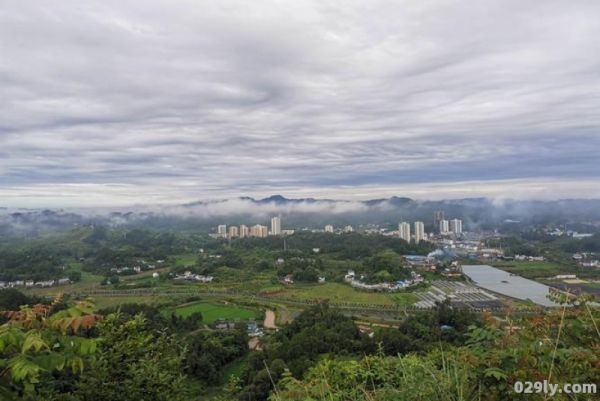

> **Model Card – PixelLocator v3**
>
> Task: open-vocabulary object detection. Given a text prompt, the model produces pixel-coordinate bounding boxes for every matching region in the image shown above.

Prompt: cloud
[1,0,600,207]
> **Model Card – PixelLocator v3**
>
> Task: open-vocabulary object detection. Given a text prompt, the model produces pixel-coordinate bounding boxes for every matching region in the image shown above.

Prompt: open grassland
[272,282,415,306]
[221,354,251,381]
[491,260,568,278]
[170,302,260,323]
[174,253,198,267]
[93,295,177,310]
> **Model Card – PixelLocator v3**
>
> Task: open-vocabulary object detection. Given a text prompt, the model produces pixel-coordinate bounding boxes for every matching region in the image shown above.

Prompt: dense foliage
[0,246,70,281]
[275,301,600,401]
[186,327,248,383]
[73,314,187,401]
[1,288,598,401]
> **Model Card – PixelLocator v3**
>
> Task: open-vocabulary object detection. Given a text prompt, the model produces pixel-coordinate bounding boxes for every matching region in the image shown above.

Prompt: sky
[1,0,600,207]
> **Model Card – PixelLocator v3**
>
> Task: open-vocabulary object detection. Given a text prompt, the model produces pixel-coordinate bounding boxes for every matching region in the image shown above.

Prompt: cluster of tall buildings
[322,224,354,233]
[216,216,282,239]
[433,210,463,235]
[398,212,463,243]
[439,218,462,235]
[398,221,426,244]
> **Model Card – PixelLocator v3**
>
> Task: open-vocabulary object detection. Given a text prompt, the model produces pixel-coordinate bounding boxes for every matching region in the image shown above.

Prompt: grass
[24,260,105,296]
[222,353,251,380]
[391,293,418,306]
[491,260,569,278]
[93,295,176,310]
[170,302,260,324]
[174,253,198,267]
[274,283,402,306]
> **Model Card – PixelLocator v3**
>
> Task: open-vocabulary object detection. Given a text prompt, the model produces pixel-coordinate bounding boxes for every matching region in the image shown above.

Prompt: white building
[251,224,268,238]
[450,219,462,234]
[324,224,334,233]
[217,224,227,238]
[270,216,281,235]
[414,221,425,243]
[239,224,249,238]
[399,222,411,243]
[344,225,354,233]
[228,225,239,238]
[439,219,449,234]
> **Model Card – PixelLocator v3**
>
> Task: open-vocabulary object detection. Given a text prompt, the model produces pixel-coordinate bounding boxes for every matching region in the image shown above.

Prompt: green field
[174,253,199,267]
[491,260,570,278]
[171,302,260,324]
[221,354,251,380]
[274,283,414,306]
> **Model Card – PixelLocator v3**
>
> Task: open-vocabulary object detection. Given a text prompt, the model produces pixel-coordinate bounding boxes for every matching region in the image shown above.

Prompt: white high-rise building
[324,224,334,233]
[270,216,281,235]
[414,221,425,243]
[439,219,449,234]
[217,225,227,238]
[239,224,249,238]
[399,222,411,243]
[250,224,268,238]
[450,219,463,234]
[344,225,354,233]
[259,225,268,237]
[228,226,239,238]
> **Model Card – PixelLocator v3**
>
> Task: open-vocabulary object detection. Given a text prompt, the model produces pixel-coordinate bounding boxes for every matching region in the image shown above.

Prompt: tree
[74,313,187,401]
[0,289,32,311]
[0,297,99,400]
[67,271,82,283]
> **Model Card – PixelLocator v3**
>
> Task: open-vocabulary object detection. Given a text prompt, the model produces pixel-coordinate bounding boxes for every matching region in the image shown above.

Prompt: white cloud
[1,0,599,206]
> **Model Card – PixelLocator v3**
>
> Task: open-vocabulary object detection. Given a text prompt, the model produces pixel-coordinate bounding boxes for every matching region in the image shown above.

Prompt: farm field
[271,282,413,306]
[170,302,260,324]
[490,260,569,278]
[174,253,199,267]
[93,295,177,310]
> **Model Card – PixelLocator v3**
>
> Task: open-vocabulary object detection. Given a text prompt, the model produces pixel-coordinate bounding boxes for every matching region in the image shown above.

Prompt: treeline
[0,244,71,281]
[231,232,434,259]
[275,303,600,401]
[0,227,434,281]
[81,227,207,274]
[190,232,434,283]
[234,302,482,401]
[487,233,600,256]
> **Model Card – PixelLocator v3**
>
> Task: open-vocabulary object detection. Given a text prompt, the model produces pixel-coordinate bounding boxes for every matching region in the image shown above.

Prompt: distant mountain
[1,196,600,237]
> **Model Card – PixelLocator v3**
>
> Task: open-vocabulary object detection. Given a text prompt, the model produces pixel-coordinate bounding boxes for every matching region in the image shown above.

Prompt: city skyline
[2,1,600,207]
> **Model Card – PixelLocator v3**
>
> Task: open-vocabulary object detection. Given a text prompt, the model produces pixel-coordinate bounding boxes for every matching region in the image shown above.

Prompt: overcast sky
[2,0,600,207]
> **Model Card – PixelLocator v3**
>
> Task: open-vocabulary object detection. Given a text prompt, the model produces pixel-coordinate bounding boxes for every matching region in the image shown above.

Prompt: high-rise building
[217,224,227,238]
[450,219,463,234]
[270,216,281,235]
[239,224,249,238]
[228,226,239,238]
[250,224,268,238]
[434,210,445,226]
[324,224,334,233]
[259,225,268,237]
[439,219,449,234]
[399,222,411,243]
[414,221,425,243]
[344,225,354,233]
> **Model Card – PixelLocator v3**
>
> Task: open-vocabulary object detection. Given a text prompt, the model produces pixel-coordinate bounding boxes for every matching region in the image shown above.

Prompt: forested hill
[2,197,600,237]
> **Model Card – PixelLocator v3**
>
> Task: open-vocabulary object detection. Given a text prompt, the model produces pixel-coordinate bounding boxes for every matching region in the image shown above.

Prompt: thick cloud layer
[1,0,600,207]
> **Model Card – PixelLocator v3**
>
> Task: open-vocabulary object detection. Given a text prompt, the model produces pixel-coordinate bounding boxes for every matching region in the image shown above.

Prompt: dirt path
[248,337,262,350]
[263,309,277,329]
